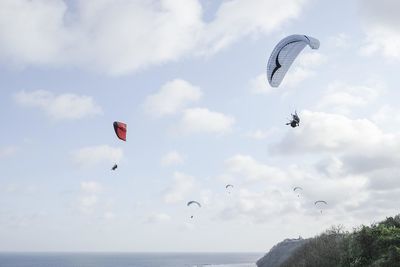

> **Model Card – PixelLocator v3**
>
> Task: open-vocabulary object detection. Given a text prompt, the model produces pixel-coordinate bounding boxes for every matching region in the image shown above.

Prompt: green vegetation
[281,215,400,267]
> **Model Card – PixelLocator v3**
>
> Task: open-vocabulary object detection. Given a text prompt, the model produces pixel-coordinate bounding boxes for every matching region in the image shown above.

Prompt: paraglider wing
[187,200,201,219]
[293,187,303,192]
[314,200,328,213]
[113,121,127,141]
[293,186,303,197]
[225,184,234,194]
[267,35,320,87]
[187,201,201,208]
[111,164,118,171]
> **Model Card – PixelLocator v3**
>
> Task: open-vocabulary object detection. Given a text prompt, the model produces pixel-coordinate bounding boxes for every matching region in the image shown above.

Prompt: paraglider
[113,121,127,141]
[110,121,126,171]
[267,34,320,87]
[293,186,303,197]
[314,200,328,214]
[286,111,300,128]
[187,201,201,219]
[225,184,234,194]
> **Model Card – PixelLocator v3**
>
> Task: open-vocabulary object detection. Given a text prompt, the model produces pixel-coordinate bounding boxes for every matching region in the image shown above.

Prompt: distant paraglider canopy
[187,201,201,208]
[293,186,303,192]
[187,200,201,219]
[267,34,320,87]
[293,186,303,197]
[113,121,127,141]
[314,200,328,214]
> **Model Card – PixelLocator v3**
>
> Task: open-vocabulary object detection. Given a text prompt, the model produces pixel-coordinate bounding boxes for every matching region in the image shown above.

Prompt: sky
[1,0,400,252]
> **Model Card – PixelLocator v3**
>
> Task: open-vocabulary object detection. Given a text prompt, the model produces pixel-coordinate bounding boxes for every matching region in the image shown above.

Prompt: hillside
[256,237,309,267]
[257,215,400,267]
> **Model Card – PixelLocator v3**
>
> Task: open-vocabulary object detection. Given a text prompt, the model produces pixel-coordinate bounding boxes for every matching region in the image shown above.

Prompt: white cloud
[15,90,102,120]
[246,128,277,140]
[177,108,235,135]
[201,0,309,54]
[0,0,310,74]
[328,33,351,49]
[1,184,38,195]
[250,74,272,95]
[161,151,184,166]
[274,110,386,154]
[164,172,195,204]
[0,211,48,228]
[273,110,400,175]
[144,79,202,117]
[241,110,400,223]
[372,105,400,129]
[372,105,394,123]
[296,52,326,68]
[215,152,372,224]
[0,0,204,74]
[0,146,18,158]
[218,189,290,222]
[78,181,103,214]
[146,212,171,223]
[77,181,116,218]
[317,81,382,114]
[225,154,286,182]
[358,0,400,59]
[360,27,400,57]
[281,67,315,88]
[0,0,68,66]
[81,181,103,194]
[72,145,123,168]
[103,212,116,220]
[79,195,98,210]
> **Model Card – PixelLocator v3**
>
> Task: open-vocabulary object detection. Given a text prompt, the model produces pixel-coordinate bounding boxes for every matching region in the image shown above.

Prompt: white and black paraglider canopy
[267,34,320,87]
[187,201,201,208]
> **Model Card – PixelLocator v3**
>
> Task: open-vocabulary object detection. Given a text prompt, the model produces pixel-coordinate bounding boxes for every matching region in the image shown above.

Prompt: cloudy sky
[1,0,400,252]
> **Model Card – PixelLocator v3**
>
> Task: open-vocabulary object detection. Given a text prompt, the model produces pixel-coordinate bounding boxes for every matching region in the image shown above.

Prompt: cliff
[256,237,309,267]
[256,215,400,267]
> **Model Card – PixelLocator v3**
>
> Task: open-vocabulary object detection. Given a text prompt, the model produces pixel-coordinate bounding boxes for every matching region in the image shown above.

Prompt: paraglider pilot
[111,164,118,171]
[286,111,300,128]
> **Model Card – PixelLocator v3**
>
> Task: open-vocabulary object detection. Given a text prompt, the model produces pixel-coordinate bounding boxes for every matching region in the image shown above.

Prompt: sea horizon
[0,251,264,254]
[0,252,263,267]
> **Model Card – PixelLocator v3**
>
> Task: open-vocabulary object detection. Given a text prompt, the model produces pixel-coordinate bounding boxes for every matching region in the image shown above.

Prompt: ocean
[0,253,262,267]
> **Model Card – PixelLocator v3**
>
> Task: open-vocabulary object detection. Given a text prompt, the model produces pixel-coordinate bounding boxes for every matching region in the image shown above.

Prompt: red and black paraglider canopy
[113,121,127,141]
